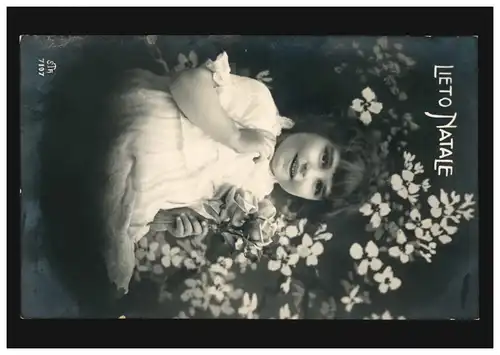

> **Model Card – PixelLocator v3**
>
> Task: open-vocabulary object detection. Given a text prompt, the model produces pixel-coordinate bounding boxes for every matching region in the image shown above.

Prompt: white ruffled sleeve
[205,51,232,87]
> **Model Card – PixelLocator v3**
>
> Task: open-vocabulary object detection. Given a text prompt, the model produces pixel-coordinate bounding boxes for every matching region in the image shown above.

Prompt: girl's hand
[234,128,275,163]
[167,213,209,239]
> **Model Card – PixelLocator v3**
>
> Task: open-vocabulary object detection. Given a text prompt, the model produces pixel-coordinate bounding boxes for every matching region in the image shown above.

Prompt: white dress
[118,52,291,244]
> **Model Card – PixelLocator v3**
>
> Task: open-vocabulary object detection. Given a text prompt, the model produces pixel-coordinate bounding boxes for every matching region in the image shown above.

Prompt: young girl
[100,50,376,295]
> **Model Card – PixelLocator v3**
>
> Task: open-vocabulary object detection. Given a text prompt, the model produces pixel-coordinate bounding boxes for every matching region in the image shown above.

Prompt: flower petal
[390,174,404,190]
[373,272,384,283]
[361,87,376,102]
[311,241,324,256]
[161,244,170,256]
[149,242,159,252]
[306,255,318,266]
[359,111,372,125]
[390,277,402,290]
[388,246,401,258]
[185,278,198,288]
[280,304,291,319]
[171,254,184,267]
[408,183,420,195]
[285,225,299,238]
[379,203,391,217]
[287,253,299,265]
[405,222,416,230]
[427,195,440,208]
[276,246,287,259]
[409,208,421,221]
[357,259,369,275]
[177,53,188,65]
[370,192,382,205]
[281,265,292,276]
[302,233,313,247]
[234,238,244,250]
[341,296,350,305]
[421,219,432,229]
[370,258,383,271]
[349,285,360,298]
[279,236,290,246]
[441,218,458,235]
[297,245,310,258]
[268,259,281,271]
[401,169,414,182]
[405,244,415,254]
[396,229,407,244]
[379,283,389,294]
[400,254,409,264]
[153,264,164,274]
[368,101,383,114]
[135,248,147,260]
[351,98,365,112]
[298,218,308,233]
[161,256,171,268]
[397,188,409,199]
[359,203,374,216]
[280,278,291,294]
[438,235,452,244]
[188,50,198,67]
[250,294,258,310]
[430,207,443,219]
[210,305,222,317]
[365,240,379,258]
[184,258,197,270]
[349,243,364,260]
[370,213,381,228]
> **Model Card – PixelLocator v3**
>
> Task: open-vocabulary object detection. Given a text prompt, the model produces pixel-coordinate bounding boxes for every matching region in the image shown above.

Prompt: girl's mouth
[289,154,298,179]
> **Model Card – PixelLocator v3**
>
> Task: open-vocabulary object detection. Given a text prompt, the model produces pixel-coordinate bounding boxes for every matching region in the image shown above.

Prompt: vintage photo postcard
[19,34,480,324]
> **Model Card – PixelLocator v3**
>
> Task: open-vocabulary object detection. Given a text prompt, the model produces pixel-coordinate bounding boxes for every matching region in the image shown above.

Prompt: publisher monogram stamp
[38,58,57,77]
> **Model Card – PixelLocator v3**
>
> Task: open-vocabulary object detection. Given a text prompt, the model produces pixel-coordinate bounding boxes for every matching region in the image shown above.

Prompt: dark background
[20,35,478,319]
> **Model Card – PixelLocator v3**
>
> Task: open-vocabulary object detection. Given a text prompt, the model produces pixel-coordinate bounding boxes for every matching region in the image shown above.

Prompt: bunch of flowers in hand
[199,186,280,261]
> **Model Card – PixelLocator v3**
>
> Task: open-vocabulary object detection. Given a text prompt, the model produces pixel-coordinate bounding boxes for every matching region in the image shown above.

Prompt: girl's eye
[321,148,330,168]
[315,180,324,196]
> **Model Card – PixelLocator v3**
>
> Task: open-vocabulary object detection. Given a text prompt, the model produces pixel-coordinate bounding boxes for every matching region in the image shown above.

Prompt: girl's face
[271,133,340,200]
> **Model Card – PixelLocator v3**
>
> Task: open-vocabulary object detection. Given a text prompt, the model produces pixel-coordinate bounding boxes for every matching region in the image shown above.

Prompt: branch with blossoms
[337,149,477,316]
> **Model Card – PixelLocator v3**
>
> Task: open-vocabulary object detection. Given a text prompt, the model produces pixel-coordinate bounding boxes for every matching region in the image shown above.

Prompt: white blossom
[349,241,383,275]
[161,243,184,268]
[173,51,198,72]
[373,266,402,293]
[296,234,324,266]
[351,87,383,125]
[279,303,299,319]
[364,310,406,320]
[388,229,415,264]
[341,285,363,312]
[267,246,300,276]
[359,192,391,228]
[390,170,420,201]
[405,209,433,239]
[238,292,258,319]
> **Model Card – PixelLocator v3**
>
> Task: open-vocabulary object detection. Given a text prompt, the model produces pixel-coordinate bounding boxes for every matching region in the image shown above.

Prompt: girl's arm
[169,67,242,150]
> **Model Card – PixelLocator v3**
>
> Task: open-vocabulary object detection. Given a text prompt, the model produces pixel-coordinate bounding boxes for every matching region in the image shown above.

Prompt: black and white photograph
[9,5,494,349]
[20,33,480,320]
